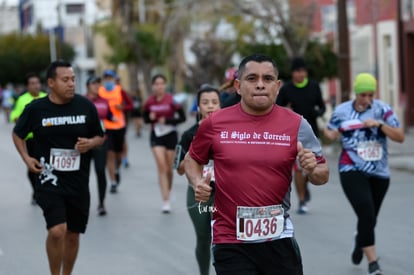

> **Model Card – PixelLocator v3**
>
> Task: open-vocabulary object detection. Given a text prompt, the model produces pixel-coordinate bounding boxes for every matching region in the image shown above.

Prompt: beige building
[0,1,19,34]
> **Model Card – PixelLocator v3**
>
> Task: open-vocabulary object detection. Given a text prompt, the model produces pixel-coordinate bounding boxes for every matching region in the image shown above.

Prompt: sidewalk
[388,131,414,172]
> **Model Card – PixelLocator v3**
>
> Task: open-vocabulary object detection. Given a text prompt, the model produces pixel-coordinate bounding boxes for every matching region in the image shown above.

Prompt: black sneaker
[368,260,382,275]
[98,205,107,216]
[351,243,363,265]
[351,234,363,265]
[110,184,118,194]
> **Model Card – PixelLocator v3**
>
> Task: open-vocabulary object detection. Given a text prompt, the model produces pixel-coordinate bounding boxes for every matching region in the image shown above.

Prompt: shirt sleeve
[13,102,33,139]
[121,89,134,112]
[10,97,24,122]
[327,108,341,131]
[315,84,326,117]
[178,127,195,163]
[382,103,400,128]
[88,101,105,137]
[188,117,214,165]
[298,117,325,161]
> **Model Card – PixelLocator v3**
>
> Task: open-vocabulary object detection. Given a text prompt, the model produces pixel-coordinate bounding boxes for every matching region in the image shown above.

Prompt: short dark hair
[290,57,307,72]
[196,85,221,106]
[237,54,278,79]
[24,72,40,85]
[46,60,72,80]
[151,74,167,84]
[86,75,101,86]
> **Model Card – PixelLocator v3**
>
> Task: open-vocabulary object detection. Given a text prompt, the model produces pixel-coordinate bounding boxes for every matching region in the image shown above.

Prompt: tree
[97,0,175,94]
[95,20,170,95]
[102,0,336,94]
[0,33,75,85]
[184,37,235,92]
[232,0,318,58]
[239,41,337,82]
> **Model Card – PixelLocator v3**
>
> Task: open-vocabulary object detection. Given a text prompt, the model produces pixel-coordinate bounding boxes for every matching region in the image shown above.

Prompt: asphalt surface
[0,114,413,275]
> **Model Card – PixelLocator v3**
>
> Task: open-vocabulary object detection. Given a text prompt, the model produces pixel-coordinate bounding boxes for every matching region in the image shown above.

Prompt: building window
[66,4,85,14]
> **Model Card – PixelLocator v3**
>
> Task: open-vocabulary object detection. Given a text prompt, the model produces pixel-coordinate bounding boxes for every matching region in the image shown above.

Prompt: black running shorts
[213,237,303,275]
[36,191,90,233]
[106,128,126,152]
[150,130,178,150]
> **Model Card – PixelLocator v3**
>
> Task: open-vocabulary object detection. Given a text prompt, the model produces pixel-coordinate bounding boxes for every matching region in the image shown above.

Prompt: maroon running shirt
[189,103,324,243]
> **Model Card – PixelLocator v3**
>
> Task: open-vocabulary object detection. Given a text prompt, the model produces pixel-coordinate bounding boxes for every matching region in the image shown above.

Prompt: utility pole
[337,0,351,102]
[49,29,57,62]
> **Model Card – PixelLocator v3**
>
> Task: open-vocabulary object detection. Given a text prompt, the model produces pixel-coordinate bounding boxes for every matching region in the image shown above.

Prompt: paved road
[0,118,413,275]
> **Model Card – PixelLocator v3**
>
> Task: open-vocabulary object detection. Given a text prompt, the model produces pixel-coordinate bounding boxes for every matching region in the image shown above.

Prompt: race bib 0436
[236,205,284,241]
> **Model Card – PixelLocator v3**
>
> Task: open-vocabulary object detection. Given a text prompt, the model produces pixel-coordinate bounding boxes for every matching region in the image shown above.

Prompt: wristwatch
[378,123,383,131]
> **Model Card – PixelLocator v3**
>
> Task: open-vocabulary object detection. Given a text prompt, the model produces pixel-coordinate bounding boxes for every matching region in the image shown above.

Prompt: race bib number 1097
[50,148,81,171]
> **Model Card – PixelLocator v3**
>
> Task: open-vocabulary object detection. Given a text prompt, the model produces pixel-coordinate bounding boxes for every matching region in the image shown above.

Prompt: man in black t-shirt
[12,60,104,275]
[276,57,326,215]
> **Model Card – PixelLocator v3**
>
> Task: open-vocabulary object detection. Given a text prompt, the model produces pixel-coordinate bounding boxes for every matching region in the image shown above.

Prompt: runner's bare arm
[324,128,340,141]
[75,136,104,153]
[363,119,404,143]
[297,142,329,186]
[184,152,212,202]
[12,132,42,173]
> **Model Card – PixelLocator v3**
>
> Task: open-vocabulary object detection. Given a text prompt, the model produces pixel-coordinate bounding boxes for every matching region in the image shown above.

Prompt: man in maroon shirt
[184,54,329,275]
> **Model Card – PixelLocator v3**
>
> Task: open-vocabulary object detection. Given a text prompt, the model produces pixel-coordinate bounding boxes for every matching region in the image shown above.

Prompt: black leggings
[339,171,389,247]
[187,185,212,275]
[91,141,108,205]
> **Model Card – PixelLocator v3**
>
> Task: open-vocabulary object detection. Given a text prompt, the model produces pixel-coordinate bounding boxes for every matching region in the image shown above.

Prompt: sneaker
[162,201,171,214]
[110,184,118,194]
[368,260,382,275]
[297,201,308,214]
[98,205,107,216]
[351,235,363,265]
[122,158,129,168]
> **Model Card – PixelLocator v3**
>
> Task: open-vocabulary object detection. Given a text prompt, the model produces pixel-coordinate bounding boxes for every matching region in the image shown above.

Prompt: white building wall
[349,20,403,125]
[376,21,399,105]
[0,2,19,34]
[350,25,375,81]
[25,0,103,32]
[22,0,109,94]
[376,20,403,123]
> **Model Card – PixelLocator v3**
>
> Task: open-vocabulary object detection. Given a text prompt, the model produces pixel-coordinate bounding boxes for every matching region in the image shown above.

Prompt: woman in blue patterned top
[324,73,404,275]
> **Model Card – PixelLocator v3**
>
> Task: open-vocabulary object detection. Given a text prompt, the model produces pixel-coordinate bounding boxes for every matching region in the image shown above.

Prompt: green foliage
[134,23,170,65]
[305,41,337,81]
[0,33,75,85]
[94,22,169,67]
[237,43,291,80]
[237,41,337,82]
[94,23,132,65]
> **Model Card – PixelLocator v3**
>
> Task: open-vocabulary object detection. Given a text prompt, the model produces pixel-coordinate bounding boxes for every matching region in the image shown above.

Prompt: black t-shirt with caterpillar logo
[13,94,104,195]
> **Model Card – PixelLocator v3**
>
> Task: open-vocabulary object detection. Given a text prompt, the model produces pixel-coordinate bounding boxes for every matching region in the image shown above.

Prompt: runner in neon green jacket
[10,73,47,205]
